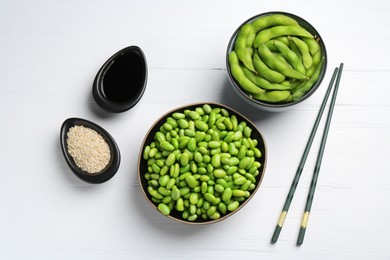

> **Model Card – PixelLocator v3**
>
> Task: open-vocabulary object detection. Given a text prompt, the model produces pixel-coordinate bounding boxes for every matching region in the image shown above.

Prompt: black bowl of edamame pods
[226,12,327,112]
[138,103,267,224]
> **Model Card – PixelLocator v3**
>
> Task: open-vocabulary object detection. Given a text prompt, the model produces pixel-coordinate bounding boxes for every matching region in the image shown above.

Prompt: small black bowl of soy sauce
[93,46,148,113]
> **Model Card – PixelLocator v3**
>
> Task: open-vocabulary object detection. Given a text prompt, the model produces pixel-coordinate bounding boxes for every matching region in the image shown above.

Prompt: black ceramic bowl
[226,12,327,112]
[93,46,148,113]
[138,103,267,224]
[60,118,121,183]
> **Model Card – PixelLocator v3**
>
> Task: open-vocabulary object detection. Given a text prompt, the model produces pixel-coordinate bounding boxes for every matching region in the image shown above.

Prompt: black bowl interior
[60,118,121,184]
[138,103,267,224]
[226,11,327,110]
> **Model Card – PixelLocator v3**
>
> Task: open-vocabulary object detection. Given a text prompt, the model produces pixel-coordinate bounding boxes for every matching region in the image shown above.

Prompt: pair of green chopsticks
[271,63,344,245]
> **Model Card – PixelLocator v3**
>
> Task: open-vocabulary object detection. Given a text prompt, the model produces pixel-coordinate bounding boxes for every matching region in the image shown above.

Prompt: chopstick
[271,64,342,244]
[297,63,343,245]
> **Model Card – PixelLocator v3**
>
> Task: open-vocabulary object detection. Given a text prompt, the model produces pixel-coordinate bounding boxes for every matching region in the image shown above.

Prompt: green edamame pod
[258,43,306,80]
[251,14,299,33]
[303,37,320,55]
[252,53,285,83]
[280,79,303,90]
[271,40,306,76]
[273,36,290,46]
[290,36,313,69]
[292,58,324,101]
[234,23,256,72]
[242,66,290,91]
[253,25,313,47]
[287,36,303,62]
[228,51,266,94]
[306,50,322,78]
[252,90,292,103]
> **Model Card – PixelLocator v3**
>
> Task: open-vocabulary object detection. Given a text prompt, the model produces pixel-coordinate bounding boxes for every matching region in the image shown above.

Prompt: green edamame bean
[165,153,176,166]
[177,119,189,129]
[224,132,235,143]
[166,178,176,190]
[215,184,225,193]
[180,152,189,166]
[254,25,313,47]
[228,51,266,94]
[203,104,212,114]
[158,203,170,216]
[227,201,240,211]
[211,130,220,141]
[155,132,166,143]
[222,187,232,203]
[188,111,200,120]
[232,190,246,197]
[241,180,252,191]
[214,169,226,179]
[176,198,184,211]
[204,193,219,205]
[229,156,240,166]
[172,113,185,121]
[159,175,170,187]
[245,173,256,184]
[239,156,252,169]
[209,212,220,220]
[185,175,199,188]
[160,141,175,151]
[208,141,221,149]
[211,154,221,168]
[237,146,247,160]
[195,120,209,132]
[148,147,158,158]
[187,138,197,152]
[218,202,227,214]
[188,214,198,222]
[149,189,163,200]
[158,187,171,197]
[190,193,199,205]
[234,176,247,186]
[207,205,217,216]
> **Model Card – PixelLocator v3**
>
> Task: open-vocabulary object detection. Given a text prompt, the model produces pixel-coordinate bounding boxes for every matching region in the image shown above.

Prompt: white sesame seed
[66,125,111,174]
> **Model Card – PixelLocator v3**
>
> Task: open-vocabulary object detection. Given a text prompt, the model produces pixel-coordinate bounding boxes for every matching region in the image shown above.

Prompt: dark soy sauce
[102,52,145,103]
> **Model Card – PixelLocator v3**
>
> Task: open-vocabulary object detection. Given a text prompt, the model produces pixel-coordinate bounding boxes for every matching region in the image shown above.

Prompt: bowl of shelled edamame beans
[226,12,327,112]
[138,103,267,224]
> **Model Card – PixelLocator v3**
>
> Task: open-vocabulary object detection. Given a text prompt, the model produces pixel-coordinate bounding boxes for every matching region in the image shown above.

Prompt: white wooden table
[1,0,389,259]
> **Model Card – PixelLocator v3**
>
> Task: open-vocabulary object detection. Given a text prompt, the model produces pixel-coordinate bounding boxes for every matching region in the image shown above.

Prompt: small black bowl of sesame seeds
[60,118,121,184]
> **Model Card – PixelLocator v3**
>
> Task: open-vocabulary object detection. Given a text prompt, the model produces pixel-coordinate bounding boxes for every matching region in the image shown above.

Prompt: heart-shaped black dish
[60,118,121,183]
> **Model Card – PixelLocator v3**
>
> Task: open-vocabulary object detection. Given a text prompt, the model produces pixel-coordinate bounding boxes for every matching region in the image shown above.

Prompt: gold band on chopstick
[301,211,310,228]
[277,211,288,227]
